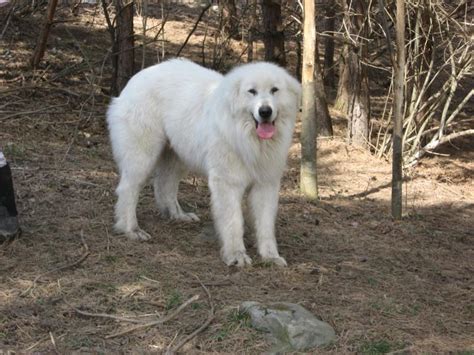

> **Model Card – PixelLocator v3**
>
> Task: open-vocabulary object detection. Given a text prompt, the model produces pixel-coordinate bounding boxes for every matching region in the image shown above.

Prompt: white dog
[107,59,301,267]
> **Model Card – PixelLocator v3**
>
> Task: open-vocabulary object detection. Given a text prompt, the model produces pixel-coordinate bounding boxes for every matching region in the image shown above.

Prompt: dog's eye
[270,87,279,94]
[248,89,257,95]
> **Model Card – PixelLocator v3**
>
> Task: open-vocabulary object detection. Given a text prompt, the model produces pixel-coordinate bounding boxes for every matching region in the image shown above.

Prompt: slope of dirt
[1,5,473,354]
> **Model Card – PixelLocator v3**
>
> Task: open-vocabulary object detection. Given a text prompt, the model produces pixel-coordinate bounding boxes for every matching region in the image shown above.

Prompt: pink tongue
[256,122,276,139]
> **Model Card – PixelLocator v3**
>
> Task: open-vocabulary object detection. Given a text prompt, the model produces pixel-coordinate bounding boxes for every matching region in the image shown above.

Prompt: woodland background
[0,0,473,353]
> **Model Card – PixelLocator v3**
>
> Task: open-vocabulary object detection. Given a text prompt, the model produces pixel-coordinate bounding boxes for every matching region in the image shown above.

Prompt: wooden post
[391,0,405,219]
[300,0,318,199]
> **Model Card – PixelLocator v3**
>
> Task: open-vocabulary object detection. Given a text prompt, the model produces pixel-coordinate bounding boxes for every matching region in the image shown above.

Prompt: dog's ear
[286,75,302,104]
[227,77,242,115]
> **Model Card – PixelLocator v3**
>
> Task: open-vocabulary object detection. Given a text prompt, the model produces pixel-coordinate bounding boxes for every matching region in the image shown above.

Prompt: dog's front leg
[249,182,287,266]
[209,176,251,267]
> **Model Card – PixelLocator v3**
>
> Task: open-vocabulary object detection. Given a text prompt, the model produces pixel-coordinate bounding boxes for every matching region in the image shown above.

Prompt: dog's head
[224,62,301,141]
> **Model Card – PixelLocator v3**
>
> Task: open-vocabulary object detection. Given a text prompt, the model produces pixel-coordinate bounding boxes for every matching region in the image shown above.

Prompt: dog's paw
[169,211,200,222]
[222,250,252,267]
[126,228,152,241]
[178,212,200,222]
[262,256,287,267]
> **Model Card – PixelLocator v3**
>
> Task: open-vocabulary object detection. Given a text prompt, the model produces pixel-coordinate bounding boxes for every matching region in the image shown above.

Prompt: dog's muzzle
[254,105,276,140]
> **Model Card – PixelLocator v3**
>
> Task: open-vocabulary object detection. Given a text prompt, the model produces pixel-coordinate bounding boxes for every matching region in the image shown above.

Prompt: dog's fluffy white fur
[107,59,301,266]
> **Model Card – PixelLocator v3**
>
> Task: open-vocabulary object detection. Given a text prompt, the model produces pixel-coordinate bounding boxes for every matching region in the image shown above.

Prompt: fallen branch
[0,103,69,122]
[20,231,89,297]
[106,294,200,339]
[189,279,232,287]
[65,301,145,324]
[166,276,215,354]
[406,129,474,167]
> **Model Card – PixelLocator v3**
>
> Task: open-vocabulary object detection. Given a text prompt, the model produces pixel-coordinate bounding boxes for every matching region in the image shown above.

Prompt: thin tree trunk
[30,0,58,69]
[113,0,135,96]
[315,30,333,136]
[296,38,302,80]
[247,0,257,62]
[323,0,336,88]
[391,0,405,219]
[261,0,286,66]
[300,0,318,199]
[222,0,238,39]
[334,41,350,113]
[334,0,370,147]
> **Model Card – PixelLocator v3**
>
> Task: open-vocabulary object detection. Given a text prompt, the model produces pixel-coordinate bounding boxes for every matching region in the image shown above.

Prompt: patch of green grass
[165,290,183,310]
[191,302,203,310]
[466,304,474,316]
[359,339,391,354]
[213,328,231,342]
[227,308,251,328]
[367,277,378,286]
[404,303,421,316]
[3,143,27,160]
[359,339,400,354]
[104,255,118,264]
[211,308,252,342]
[69,336,94,350]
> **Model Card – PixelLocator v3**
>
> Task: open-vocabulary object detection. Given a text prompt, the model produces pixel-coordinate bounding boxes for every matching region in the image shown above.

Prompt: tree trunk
[391,0,405,219]
[112,0,135,96]
[345,47,370,147]
[315,31,333,136]
[300,0,318,199]
[222,0,238,39]
[247,0,257,62]
[334,0,370,147]
[261,0,286,66]
[323,0,336,88]
[334,42,350,113]
[30,0,58,69]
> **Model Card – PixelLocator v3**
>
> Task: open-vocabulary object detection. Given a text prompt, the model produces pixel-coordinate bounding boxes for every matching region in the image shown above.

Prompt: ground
[0,4,473,354]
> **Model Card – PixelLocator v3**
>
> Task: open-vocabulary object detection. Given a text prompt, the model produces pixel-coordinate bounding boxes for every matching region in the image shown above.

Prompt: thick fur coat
[107,59,301,266]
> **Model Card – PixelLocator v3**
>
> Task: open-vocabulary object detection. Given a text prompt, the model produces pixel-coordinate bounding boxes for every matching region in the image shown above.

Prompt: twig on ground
[166,275,215,354]
[188,279,232,287]
[49,331,59,355]
[106,294,200,339]
[0,103,69,122]
[23,335,51,352]
[65,300,145,324]
[20,231,90,297]
[140,275,161,284]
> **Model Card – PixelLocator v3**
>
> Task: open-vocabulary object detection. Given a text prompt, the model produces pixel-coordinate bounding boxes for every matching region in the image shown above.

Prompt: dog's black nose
[259,106,273,120]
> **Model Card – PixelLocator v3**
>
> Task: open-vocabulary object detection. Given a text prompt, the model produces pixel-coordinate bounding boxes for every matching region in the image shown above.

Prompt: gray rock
[240,301,336,352]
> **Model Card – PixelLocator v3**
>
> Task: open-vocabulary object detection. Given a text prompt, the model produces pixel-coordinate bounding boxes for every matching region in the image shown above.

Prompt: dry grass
[1,4,473,354]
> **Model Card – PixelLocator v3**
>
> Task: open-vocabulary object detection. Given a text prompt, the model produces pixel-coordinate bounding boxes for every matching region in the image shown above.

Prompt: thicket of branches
[2,0,472,167]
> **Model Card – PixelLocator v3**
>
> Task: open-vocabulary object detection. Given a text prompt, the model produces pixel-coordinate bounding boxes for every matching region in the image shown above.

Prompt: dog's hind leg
[153,148,200,222]
[114,147,162,241]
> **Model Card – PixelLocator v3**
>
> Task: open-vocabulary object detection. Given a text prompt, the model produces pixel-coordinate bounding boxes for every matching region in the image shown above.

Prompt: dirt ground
[1,5,473,354]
